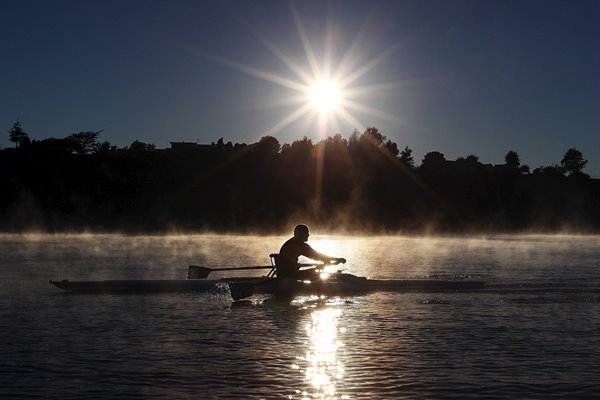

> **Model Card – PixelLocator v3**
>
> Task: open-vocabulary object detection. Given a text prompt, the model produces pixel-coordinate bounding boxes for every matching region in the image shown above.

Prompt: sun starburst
[207,2,402,141]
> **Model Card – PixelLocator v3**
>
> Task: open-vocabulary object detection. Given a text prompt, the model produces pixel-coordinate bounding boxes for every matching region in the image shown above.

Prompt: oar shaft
[187,262,327,279]
[188,265,272,279]
[192,265,272,272]
[190,263,323,273]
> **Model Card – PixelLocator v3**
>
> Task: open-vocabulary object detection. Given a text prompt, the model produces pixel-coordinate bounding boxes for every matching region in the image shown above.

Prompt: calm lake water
[1,233,599,399]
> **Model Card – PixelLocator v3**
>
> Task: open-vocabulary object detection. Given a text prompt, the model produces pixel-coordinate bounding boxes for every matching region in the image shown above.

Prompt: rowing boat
[51,255,484,298]
[50,272,485,299]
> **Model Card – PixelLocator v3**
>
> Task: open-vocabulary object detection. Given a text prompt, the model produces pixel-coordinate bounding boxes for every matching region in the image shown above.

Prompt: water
[1,233,599,399]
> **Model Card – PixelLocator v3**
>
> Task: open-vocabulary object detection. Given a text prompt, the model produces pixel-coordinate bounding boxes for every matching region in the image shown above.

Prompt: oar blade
[187,265,211,279]
[228,282,254,300]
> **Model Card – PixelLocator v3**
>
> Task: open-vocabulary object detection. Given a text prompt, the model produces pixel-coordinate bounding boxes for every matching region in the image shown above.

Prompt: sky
[1,0,599,176]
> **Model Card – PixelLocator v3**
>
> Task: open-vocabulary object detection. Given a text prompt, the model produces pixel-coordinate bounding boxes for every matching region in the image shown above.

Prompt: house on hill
[169,141,211,151]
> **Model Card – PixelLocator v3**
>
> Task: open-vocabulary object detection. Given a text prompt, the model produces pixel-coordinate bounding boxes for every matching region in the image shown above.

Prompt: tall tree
[560,148,587,176]
[505,150,520,169]
[399,146,415,168]
[361,127,385,147]
[8,119,29,148]
[384,139,399,158]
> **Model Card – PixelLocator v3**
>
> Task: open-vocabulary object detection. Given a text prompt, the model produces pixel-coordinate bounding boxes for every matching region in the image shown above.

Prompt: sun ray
[316,111,329,138]
[329,111,342,136]
[335,106,365,132]
[343,81,410,98]
[337,44,401,89]
[225,12,316,87]
[266,103,313,135]
[295,110,320,139]
[331,9,378,84]
[323,4,335,80]
[243,28,315,87]
[290,1,322,80]
[313,138,325,210]
[207,55,307,93]
[244,94,308,112]
[341,99,402,123]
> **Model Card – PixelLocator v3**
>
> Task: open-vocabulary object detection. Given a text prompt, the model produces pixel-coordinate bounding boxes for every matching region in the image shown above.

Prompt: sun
[208,2,402,139]
[309,79,341,114]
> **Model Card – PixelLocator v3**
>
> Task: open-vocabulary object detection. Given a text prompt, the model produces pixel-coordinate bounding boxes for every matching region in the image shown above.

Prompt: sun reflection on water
[292,299,347,400]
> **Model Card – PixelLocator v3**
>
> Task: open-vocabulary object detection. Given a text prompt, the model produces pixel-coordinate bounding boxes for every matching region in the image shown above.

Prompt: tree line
[1,120,598,233]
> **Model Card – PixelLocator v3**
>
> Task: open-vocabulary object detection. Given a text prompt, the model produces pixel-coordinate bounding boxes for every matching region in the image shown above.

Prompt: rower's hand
[334,258,346,265]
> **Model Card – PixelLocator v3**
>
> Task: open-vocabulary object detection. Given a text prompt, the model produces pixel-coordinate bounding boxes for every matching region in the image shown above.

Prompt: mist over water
[1,233,599,399]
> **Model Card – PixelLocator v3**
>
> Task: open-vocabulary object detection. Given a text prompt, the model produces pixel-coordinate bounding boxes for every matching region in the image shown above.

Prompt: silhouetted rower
[277,224,345,279]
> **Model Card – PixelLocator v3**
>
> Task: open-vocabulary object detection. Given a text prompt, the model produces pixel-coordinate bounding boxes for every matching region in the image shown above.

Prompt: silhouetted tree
[281,137,314,176]
[533,165,563,178]
[505,150,520,169]
[384,139,399,158]
[560,148,587,176]
[96,141,116,155]
[329,133,347,146]
[67,130,103,154]
[213,137,226,151]
[421,151,446,170]
[465,154,479,164]
[8,119,29,148]
[361,127,385,147]
[1,125,599,234]
[255,135,281,155]
[399,146,414,168]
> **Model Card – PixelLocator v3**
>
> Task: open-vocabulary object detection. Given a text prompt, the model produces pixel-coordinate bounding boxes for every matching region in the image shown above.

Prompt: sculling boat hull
[51,275,485,296]
[50,279,223,294]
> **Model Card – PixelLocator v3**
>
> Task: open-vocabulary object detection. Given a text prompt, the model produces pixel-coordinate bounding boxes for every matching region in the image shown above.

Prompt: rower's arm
[302,244,345,264]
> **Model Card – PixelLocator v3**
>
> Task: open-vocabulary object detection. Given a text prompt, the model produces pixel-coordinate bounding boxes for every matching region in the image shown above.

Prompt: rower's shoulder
[280,236,296,246]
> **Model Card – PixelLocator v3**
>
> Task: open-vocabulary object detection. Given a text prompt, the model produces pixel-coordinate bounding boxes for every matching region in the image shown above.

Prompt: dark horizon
[1,127,598,235]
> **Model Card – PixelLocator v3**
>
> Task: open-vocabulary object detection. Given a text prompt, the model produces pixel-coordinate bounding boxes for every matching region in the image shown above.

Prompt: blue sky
[2,0,599,176]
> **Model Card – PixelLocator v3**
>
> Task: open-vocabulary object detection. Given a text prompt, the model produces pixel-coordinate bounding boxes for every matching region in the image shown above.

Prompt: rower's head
[293,224,310,242]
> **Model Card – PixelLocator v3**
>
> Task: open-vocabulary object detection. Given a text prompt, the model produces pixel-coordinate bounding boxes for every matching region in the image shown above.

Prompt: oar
[188,263,324,279]
[188,265,271,279]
